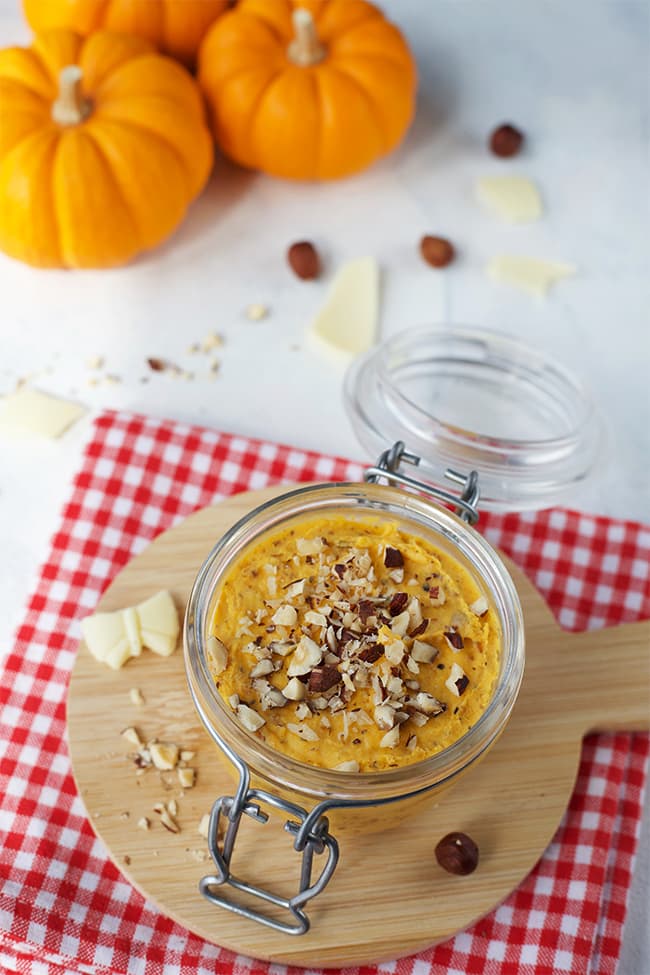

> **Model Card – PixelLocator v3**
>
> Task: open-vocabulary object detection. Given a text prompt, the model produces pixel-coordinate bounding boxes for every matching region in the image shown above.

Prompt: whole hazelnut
[489,123,524,158]
[435,831,479,875]
[287,240,321,280]
[420,235,455,268]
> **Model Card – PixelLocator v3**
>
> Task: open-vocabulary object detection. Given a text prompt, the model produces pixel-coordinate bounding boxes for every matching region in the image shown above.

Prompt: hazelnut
[287,240,321,280]
[435,831,479,875]
[489,123,524,158]
[420,235,455,268]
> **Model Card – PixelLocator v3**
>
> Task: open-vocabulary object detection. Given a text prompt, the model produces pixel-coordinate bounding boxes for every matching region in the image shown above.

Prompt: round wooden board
[67,488,650,967]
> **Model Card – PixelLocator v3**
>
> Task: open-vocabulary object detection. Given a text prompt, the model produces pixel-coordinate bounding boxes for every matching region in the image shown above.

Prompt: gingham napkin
[0,411,648,975]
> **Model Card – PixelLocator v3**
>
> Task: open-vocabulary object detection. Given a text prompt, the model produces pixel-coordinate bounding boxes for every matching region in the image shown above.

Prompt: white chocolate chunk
[309,257,379,359]
[122,607,142,657]
[476,176,542,223]
[0,387,85,439]
[81,590,179,669]
[487,255,576,296]
[82,612,131,667]
[137,591,179,656]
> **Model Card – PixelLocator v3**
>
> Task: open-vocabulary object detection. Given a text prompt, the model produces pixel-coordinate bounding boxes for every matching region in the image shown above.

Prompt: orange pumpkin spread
[209,516,500,772]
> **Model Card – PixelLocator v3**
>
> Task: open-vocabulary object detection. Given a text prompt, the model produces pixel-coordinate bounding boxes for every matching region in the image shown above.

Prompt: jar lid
[344,326,603,512]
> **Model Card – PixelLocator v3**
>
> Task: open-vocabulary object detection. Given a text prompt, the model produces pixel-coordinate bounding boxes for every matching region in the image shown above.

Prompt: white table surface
[1,2,648,970]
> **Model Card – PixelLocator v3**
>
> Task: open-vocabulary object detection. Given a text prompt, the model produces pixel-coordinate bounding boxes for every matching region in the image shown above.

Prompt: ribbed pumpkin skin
[23,0,230,68]
[0,29,214,268]
[198,0,417,181]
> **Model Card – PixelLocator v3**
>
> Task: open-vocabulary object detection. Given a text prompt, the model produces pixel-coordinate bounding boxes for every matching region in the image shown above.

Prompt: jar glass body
[184,481,525,832]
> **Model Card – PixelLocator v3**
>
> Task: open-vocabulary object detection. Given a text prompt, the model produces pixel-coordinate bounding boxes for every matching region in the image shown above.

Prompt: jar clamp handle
[191,690,339,935]
[364,441,481,524]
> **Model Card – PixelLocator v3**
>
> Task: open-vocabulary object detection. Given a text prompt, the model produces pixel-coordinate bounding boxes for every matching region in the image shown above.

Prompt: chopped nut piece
[250,658,274,678]
[308,665,342,693]
[179,750,195,762]
[236,704,266,731]
[444,630,464,651]
[228,693,240,710]
[168,799,178,817]
[287,722,319,742]
[137,817,150,831]
[86,355,104,370]
[129,687,145,706]
[296,537,323,556]
[287,635,322,677]
[272,604,298,626]
[445,662,469,697]
[412,692,446,715]
[149,742,179,771]
[470,595,489,617]
[246,303,269,321]
[283,676,307,701]
[285,579,306,598]
[121,726,143,748]
[198,814,210,839]
[334,760,359,772]
[305,610,327,627]
[358,644,384,663]
[390,610,411,638]
[389,568,405,584]
[411,640,438,664]
[379,726,400,748]
[374,704,395,730]
[384,547,404,569]
[427,585,446,606]
[160,808,180,833]
[207,636,228,675]
[178,768,196,789]
[388,592,408,616]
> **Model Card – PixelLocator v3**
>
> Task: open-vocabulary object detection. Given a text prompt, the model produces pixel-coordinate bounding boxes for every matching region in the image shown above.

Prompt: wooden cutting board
[67,487,650,967]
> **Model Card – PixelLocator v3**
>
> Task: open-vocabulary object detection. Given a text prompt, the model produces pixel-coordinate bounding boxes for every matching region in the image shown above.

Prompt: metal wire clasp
[364,441,480,525]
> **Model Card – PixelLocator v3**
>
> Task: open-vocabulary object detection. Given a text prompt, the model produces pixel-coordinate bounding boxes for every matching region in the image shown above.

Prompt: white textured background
[0,2,648,970]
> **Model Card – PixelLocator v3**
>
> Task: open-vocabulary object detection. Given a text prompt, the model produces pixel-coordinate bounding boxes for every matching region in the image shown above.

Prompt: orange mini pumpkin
[198,0,417,181]
[0,30,213,268]
[23,0,230,69]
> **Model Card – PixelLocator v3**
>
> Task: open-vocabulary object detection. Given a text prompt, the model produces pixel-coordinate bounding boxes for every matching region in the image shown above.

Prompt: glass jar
[183,326,601,935]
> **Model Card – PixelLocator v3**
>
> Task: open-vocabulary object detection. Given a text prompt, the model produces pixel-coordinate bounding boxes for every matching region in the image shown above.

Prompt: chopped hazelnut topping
[283,676,307,700]
[445,662,469,697]
[444,629,464,651]
[272,604,298,626]
[287,635,322,677]
[379,726,400,748]
[334,760,359,772]
[236,704,265,731]
[207,636,228,675]
[411,640,438,664]
[384,547,404,568]
[149,742,179,770]
[287,722,319,742]
[470,595,489,616]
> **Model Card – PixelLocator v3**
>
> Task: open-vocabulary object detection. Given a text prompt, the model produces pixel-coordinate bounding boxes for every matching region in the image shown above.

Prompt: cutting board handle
[563,620,650,734]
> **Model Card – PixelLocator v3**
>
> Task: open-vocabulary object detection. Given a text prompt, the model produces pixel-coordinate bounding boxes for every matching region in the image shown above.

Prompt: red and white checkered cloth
[0,411,648,975]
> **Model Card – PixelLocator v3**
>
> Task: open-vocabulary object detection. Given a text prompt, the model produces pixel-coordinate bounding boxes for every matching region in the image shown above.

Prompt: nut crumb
[86,355,104,370]
[245,303,269,321]
[137,817,150,831]
[129,687,145,706]
[198,814,210,839]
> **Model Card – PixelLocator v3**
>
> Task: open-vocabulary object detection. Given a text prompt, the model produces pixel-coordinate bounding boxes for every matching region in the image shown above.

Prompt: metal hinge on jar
[364,441,481,525]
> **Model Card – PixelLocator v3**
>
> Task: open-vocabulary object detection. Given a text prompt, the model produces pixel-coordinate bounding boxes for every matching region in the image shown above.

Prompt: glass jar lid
[344,326,603,512]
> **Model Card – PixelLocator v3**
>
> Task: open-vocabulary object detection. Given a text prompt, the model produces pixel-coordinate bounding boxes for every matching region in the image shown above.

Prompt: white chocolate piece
[476,176,542,222]
[0,387,85,439]
[487,255,576,295]
[81,590,179,669]
[309,257,379,359]
[137,591,179,656]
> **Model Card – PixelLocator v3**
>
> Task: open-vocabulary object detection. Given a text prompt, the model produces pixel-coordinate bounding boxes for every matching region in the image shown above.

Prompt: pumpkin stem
[51,66,92,127]
[288,8,326,66]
